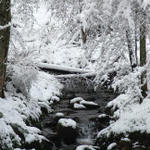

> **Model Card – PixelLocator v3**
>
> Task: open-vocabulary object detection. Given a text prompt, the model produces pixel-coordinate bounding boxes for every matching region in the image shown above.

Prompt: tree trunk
[140,11,147,99]
[135,21,138,66]
[126,29,136,71]
[81,27,86,45]
[0,0,11,98]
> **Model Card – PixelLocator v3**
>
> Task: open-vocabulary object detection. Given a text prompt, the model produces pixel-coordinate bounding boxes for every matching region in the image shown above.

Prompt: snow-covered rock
[76,145,97,150]
[74,103,86,109]
[70,97,84,104]
[58,118,77,129]
[51,96,60,102]
[70,97,99,110]
[98,114,107,118]
[80,100,98,107]
[107,143,117,150]
[55,112,64,117]
[57,118,78,144]
[80,100,99,109]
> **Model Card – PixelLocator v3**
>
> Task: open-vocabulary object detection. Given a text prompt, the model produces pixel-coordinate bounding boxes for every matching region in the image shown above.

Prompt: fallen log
[55,72,96,79]
[38,63,92,74]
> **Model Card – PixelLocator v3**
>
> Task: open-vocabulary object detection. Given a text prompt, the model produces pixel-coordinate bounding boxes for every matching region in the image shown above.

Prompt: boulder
[76,145,97,150]
[80,100,99,109]
[118,138,132,150]
[107,142,117,150]
[74,103,86,110]
[133,145,146,150]
[70,97,84,105]
[70,97,99,110]
[57,118,78,144]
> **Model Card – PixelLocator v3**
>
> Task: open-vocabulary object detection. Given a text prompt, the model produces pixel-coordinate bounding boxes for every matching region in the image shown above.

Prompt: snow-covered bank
[0,71,62,149]
[96,66,150,149]
[98,95,150,137]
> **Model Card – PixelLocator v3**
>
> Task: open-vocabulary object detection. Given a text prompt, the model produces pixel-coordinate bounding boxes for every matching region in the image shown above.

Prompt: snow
[58,118,77,129]
[98,114,107,118]
[76,145,96,150]
[38,63,91,73]
[55,113,64,117]
[51,96,60,102]
[0,22,11,30]
[121,138,130,142]
[98,95,150,138]
[70,97,84,104]
[5,0,150,149]
[30,71,63,103]
[80,100,98,106]
[107,143,117,150]
[0,71,62,149]
[74,103,86,109]
[71,97,98,110]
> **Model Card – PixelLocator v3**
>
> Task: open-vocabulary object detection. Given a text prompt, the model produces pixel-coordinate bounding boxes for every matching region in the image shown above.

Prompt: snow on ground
[30,71,62,103]
[0,71,62,149]
[36,43,89,69]
[98,94,150,138]
[58,118,77,129]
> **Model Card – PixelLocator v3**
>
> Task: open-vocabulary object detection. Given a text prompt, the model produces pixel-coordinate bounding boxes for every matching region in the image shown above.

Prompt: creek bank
[95,105,150,150]
[26,74,117,150]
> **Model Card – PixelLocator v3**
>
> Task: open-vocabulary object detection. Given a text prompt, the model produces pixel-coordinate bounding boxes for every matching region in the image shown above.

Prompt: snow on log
[38,63,92,74]
[55,72,96,79]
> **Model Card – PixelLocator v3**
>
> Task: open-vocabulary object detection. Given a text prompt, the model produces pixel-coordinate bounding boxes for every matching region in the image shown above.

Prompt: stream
[40,77,117,150]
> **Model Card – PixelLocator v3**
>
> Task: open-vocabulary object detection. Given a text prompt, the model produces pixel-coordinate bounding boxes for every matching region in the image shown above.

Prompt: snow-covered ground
[6,0,150,149]
[0,71,62,149]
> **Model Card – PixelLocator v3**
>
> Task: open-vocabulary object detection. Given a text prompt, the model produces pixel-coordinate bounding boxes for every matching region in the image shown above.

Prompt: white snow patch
[58,118,77,129]
[51,96,60,102]
[0,71,62,149]
[107,143,117,150]
[74,103,86,109]
[98,114,107,118]
[98,95,150,137]
[76,145,96,150]
[55,113,64,117]
[80,100,98,106]
[70,97,84,104]
[30,72,62,102]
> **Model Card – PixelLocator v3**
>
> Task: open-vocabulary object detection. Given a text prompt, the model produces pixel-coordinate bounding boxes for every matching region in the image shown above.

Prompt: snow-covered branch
[0,22,11,30]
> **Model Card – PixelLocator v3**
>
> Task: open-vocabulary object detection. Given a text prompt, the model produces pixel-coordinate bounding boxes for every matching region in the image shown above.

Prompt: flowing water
[40,76,117,150]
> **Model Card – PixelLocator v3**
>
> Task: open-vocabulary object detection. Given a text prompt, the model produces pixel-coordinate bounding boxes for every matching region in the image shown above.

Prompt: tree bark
[135,21,138,66]
[126,29,136,71]
[140,11,147,99]
[0,0,11,98]
[81,26,86,45]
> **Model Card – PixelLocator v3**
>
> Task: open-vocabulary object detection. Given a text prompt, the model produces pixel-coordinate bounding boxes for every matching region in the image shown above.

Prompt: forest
[0,0,150,150]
